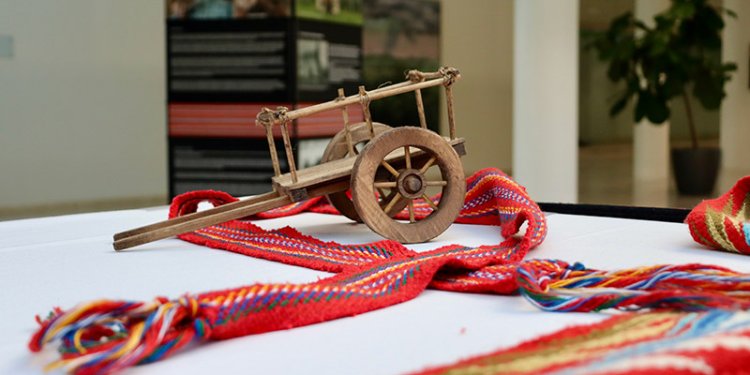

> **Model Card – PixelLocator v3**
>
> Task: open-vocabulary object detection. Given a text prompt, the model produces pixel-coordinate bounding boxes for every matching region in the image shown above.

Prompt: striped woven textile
[28,168,750,374]
[687,176,750,254]
[29,168,550,373]
[417,310,750,375]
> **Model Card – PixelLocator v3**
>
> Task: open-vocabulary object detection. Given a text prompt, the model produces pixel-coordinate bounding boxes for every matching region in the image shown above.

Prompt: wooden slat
[273,156,356,192]
[264,79,448,124]
[273,137,465,191]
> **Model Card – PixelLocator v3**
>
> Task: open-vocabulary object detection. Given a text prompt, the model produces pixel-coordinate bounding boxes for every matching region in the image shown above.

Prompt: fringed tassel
[28,296,216,374]
[518,261,750,312]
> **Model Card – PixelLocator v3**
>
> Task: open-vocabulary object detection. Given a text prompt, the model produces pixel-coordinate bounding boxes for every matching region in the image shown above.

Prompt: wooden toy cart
[114,67,466,250]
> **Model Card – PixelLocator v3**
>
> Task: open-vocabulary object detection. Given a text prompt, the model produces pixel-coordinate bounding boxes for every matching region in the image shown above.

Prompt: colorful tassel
[518,261,750,312]
[29,297,215,374]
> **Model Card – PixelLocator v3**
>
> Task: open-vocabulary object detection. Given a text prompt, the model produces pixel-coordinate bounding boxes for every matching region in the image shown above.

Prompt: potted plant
[590,0,736,195]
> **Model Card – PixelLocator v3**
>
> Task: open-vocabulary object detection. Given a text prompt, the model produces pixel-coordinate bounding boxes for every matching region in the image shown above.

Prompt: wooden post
[415,88,427,129]
[338,88,355,156]
[280,120,297,183]
[359,85,374,138]
[445,85,456,140]
[264,123,281,177]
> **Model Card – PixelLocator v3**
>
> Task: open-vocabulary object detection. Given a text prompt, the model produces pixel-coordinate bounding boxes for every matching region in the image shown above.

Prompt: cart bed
[273,137,466,202]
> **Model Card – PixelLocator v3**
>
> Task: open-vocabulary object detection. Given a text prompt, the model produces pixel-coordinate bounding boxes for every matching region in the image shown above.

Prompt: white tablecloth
[2,207,750,374]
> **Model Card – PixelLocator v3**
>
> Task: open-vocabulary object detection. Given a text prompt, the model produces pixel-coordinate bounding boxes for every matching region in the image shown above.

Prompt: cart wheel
[351,127,465,243]
[321,122,406,222]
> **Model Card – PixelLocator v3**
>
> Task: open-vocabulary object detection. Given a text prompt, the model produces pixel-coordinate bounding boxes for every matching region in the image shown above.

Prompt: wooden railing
[255,67,461,183]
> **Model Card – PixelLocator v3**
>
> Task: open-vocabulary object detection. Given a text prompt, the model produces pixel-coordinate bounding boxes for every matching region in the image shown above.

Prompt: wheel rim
[351,127,465,243]
[321,122,408,222]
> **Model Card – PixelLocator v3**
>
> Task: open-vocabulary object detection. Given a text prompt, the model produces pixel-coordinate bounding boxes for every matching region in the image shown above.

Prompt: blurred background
[0,0,748,220]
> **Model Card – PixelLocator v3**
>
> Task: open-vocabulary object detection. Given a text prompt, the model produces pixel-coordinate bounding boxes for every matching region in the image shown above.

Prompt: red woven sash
[28,168,750,374]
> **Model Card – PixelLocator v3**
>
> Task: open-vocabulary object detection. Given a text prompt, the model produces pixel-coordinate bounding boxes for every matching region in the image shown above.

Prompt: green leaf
[701,6,725,31]
[722,62,738,72]
[662,74,684,98]
[607,60,630,82]
[635,89,670,124]
[646,97,670,124]
[671,1,696,19]
[595,0,737,125]
[610,12,634,33]
[627,77,640,92]
[610,94,630,117]
[634,90,650,122]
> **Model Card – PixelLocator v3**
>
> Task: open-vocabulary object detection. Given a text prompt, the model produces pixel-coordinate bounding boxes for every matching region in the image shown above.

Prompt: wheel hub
[397,169,426,199]
[403,175,422,194]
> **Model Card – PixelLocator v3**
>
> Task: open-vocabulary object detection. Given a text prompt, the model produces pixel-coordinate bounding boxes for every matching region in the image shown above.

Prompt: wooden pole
[415,88,427,129]
[338,88,355,156]
[280,120,297,182]
[264,123,281,177]
[113,191,282,245]
[113,194,293,250]
[359,85,374,138]
[445,85,456,140]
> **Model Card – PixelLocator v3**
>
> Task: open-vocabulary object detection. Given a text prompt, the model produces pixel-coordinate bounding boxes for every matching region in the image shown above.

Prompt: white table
[3,207,750,374]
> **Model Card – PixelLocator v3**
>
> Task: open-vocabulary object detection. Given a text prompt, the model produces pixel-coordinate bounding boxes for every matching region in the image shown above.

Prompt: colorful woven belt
[29,168,750,374]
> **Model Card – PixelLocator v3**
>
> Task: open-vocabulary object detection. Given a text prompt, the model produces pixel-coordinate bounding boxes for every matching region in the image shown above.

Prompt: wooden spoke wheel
[321,122,407,222]
[350,127,465,243]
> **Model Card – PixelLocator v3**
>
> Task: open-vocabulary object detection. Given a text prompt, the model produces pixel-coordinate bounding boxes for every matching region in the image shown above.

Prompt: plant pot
[671,147,721,196]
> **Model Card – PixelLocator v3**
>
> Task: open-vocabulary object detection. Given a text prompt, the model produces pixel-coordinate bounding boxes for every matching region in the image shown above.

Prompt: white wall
[440,0,514,174]
[0,1,167,215]
[720,0,750,190]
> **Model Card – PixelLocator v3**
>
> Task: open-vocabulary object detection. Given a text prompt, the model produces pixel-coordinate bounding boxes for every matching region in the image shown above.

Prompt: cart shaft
[113,192,290,251]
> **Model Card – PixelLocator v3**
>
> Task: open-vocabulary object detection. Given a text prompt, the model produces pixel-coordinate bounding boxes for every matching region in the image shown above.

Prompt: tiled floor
[578,142,741,209]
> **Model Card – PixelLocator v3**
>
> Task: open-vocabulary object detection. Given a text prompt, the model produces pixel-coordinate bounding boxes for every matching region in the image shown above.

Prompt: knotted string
[29,168,750,374]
